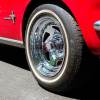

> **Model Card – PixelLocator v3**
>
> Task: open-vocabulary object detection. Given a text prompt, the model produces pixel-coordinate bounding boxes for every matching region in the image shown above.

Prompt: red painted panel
[0,0,30,40]
[63,0,100,54]
[0,0,100,54]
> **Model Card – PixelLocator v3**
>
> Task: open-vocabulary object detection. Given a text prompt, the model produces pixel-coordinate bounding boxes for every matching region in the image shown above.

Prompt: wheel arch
[22,0,75,41]
[22,0,100,55]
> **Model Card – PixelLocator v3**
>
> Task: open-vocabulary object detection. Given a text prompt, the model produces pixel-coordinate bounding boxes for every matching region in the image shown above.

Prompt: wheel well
[22,0,74,40]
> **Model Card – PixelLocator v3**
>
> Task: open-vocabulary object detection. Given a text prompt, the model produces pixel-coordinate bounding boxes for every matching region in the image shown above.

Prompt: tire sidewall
[25,4,82,90]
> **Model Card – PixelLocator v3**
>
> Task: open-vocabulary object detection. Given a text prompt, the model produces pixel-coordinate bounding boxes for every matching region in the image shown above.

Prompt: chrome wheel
[26,8,70,84]
[26,4,83,92]
[29,16,65,77]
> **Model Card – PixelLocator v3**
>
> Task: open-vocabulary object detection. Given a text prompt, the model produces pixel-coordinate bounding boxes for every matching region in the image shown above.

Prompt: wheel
[25,4,84,92]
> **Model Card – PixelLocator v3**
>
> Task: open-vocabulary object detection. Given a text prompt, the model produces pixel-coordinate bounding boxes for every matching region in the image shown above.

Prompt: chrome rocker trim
[0,37,24,48]
[94,20,100,31]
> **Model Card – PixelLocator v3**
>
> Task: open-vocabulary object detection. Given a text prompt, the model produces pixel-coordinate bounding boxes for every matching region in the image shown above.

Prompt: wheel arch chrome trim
[0,37,24,48]
[94,20,100,31]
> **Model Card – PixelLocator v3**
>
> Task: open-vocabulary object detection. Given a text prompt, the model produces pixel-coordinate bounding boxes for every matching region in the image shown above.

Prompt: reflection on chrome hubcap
[29,17,65,77]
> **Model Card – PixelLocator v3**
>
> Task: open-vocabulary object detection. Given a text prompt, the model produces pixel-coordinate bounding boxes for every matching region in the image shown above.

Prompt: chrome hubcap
[29,16,65,77]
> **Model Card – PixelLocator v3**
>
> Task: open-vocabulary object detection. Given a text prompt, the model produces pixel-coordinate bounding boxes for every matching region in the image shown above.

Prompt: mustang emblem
[4,11,16,23]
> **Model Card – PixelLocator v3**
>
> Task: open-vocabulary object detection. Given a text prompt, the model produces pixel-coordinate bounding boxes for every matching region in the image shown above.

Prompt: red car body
[0,0,100,55]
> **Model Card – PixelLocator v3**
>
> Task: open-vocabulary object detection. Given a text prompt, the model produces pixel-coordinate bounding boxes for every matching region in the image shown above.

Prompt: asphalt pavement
[0,44,100,100]
[0,61,75,100]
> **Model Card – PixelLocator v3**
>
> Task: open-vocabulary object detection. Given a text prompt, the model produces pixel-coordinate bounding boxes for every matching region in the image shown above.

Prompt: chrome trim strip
[0,37,24,48]
[94,20,100,31]
[4,11,16,24]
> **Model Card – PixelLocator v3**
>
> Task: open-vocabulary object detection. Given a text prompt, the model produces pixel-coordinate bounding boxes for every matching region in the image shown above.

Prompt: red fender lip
[63,0,100,55]
[0,0,100,55]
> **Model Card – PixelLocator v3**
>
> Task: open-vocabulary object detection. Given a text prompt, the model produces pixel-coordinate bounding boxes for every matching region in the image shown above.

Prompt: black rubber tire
[25,4,84,92]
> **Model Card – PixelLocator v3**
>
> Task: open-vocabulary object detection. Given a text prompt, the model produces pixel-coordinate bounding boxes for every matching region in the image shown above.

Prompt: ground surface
[0,61,75,100]
[0,44,100,99]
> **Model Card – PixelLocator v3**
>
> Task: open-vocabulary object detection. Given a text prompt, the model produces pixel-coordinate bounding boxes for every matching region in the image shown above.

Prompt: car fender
[22,0,100,54]
[63,0,100,55]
